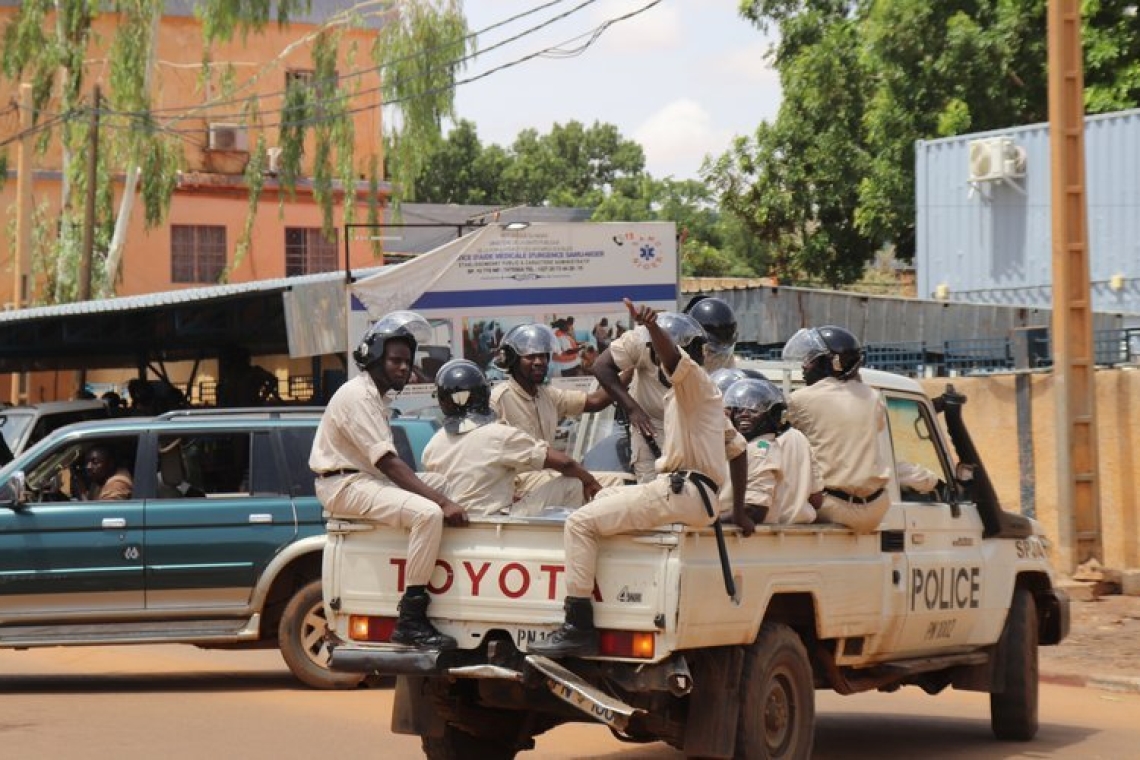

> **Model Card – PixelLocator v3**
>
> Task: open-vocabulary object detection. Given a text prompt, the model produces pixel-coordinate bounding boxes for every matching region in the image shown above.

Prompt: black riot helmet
[435,359,495,433]
[685,297,738,357]
[723,378,787,438]
[352,311,432,372]
[781,325,863,384]
[709,366,769,395]
[497,323,559,370]
[640,312,708,366]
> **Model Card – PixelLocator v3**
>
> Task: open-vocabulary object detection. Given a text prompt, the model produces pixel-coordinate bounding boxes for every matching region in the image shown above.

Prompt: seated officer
[421,360,602,517]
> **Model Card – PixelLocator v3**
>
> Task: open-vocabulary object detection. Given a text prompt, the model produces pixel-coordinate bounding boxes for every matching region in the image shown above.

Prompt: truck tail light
[597,630,655,659]
[349,615,396,642]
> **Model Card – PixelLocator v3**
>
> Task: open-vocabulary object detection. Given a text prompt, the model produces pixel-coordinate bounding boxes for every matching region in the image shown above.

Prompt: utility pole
[1048,0,1102,573]
[76,85,101,394]
[12,83,35,404]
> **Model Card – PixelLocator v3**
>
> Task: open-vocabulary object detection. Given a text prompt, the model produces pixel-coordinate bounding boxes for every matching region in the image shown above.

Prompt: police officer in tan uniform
[719,378,821,525]
[595,297,740,483]
[781,325,892,533]
[310,311,466,650]
[530,300,749,658]
[422,359,602,516]
[491,323,626,489]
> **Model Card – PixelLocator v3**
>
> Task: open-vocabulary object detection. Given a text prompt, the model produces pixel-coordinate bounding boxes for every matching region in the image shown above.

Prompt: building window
[171,225,226,283]
[285,227,338,276]
[285,69,340,117]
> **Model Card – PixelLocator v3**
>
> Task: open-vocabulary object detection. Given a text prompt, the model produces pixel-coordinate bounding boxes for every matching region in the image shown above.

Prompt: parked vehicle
[324,370,1069,758]
[0,407,438,689]
[0,399,112,464]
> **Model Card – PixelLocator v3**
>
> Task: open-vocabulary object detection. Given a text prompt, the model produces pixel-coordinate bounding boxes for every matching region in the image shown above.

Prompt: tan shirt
[609,329,668,423]
[309,374,398,483]
[87,469,133,501]
[718,429,820,524]
[658,352,748,489]
[787,377,890,497]
[421,423,548,515]
[490,377,587,443]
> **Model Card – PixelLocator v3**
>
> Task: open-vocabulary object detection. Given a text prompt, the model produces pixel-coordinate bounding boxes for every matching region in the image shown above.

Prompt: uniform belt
[317,468,359,478]
[671,470,719,495]
[824,487,884,504]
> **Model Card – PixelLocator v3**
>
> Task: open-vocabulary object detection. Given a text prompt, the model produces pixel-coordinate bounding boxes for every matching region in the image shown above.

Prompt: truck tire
[735,623,815,760]
[991,588,1038,741]
[278,579,364,690]
[421,727,518,760]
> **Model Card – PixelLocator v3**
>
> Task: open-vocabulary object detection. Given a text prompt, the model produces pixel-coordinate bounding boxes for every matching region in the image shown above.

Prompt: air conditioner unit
[968,137,1026,182]
[266,146,284,174]
[207,123,249,152]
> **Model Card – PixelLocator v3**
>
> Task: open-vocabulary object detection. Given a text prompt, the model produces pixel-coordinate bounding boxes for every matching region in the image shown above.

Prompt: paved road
[1,645,1138,759]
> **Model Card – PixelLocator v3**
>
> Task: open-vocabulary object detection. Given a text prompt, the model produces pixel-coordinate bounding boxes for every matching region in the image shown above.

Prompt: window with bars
[171,225,227,283]
[285,227,338,276]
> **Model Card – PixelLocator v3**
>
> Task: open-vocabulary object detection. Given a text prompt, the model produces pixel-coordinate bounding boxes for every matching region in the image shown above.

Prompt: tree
[0,0,469,301]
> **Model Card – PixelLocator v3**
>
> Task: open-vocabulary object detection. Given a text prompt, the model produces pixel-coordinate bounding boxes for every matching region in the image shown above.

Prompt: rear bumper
[330,644,444,675]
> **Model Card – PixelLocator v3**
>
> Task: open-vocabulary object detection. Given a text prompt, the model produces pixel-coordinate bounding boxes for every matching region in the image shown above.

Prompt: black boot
[529,597,598,658]
[390,590,457,650]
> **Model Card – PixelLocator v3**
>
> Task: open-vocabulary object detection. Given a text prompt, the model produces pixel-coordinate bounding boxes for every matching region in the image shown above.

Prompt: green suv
[0,407,438,688]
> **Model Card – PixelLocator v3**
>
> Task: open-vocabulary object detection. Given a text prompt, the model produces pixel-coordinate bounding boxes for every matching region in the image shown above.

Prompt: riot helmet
[686,297,738,356]
[710,368,749,396]
[352,310,432,372]
[498,323,559,370]
[781,325,863,384]
[723,378,787,438]
[637,312,708,366]
[435,359,495,434]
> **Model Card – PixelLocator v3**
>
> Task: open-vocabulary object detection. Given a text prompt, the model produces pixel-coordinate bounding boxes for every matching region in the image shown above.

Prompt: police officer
[422,359,602,516]
[684,296,739,371]
[781,325,892,533]
[530,299,749,658]
[491,323,612,444]
[309,311,467,650]
[720,378,821,525]
[491,323,626,490]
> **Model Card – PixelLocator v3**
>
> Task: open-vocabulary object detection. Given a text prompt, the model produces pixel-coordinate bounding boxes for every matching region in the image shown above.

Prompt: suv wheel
[278,579,364,690]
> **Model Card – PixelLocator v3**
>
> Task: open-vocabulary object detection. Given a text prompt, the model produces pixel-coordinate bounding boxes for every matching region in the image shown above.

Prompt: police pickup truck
[323,369,1069,759]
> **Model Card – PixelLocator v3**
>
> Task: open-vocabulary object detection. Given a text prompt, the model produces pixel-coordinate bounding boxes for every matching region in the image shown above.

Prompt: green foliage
[729,0,1140,282]
[196,0,313,43]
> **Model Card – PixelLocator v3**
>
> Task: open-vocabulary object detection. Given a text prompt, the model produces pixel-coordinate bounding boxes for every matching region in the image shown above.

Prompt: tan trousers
[316,474,443,587]
[817,491,891,534]
[563,475,712,598]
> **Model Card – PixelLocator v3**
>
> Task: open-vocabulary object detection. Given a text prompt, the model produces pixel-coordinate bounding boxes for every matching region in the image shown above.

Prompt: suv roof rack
[156,406,325,420]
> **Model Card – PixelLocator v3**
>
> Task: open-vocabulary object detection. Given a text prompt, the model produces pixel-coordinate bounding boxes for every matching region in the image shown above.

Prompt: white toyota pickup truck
[322,369,1069,759]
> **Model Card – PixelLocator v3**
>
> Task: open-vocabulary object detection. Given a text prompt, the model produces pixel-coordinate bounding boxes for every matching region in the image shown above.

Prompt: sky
[449,0,782,181]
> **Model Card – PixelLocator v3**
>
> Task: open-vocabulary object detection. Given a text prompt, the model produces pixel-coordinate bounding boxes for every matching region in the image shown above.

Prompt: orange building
[0,1,390,402]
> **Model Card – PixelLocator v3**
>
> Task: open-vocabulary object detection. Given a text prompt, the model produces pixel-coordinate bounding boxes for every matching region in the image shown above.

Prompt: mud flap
[391,675,445,737]
[525,655,643,733]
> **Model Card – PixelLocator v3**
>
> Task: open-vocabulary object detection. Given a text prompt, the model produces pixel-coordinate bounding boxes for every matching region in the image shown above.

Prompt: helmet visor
[371,310,433,346]
[780,328,829,365]
[504,324,559,357]
[722,378,783,412]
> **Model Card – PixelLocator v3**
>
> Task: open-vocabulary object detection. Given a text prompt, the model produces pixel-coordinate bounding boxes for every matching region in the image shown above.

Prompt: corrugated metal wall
[695,285,1122,347]
[916,108,1140,321]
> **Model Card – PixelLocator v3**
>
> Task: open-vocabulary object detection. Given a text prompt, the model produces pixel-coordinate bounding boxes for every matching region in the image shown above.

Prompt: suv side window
[158,433,258,497]
[885,396,950,503]
[23,435,139,502]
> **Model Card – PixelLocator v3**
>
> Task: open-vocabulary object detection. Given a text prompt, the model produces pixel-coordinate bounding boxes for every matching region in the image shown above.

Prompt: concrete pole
[1048,0,1102,573]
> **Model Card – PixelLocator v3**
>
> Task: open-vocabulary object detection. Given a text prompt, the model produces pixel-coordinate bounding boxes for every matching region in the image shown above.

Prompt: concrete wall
[920,368,1140,571]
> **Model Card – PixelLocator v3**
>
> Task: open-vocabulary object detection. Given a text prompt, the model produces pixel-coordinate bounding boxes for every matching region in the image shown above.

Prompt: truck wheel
[421,726,518,760]
[735,623,814,760]
[991,588,1038,741]
[278,579,364,690]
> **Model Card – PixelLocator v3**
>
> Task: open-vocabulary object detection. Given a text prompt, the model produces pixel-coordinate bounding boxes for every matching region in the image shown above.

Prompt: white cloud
[709,40,779,87]
[634,99,733,179]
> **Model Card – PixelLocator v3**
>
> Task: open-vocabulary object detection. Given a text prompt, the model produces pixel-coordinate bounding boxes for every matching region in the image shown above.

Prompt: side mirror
[0,471,27,508]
